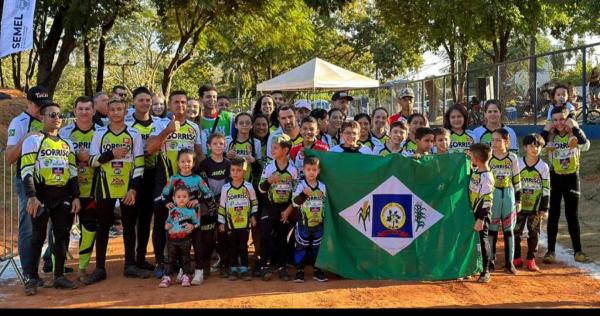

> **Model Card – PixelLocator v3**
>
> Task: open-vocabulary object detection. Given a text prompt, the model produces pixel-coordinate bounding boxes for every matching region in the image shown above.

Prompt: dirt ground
[1,236,600,308]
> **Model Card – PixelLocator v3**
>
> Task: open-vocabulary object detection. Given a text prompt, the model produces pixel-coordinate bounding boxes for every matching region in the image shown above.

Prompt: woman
[151,92,167,118]
[443,105,474,154]
[472,100,518,151]
[252,95,277,132]
[370,107,390,144]
[186,98,202,126]
[354,113,382,151]
[324,108,345,147]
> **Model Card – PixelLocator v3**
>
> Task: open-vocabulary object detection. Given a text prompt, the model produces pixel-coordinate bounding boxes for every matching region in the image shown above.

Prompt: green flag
[306,150,482,280]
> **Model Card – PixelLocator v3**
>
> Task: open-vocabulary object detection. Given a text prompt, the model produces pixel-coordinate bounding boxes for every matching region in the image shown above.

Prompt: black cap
[27,85,53,107]
[331,91,354,101]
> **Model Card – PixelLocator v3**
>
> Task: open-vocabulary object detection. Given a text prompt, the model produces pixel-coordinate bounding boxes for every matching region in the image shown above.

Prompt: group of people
[5,81,590,295]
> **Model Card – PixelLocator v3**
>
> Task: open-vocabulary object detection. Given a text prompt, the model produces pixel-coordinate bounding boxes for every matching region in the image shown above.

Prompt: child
[370,107,390,144]
[412,127,435,159]
[226,112,262,182]
[160,148,217,285]
[218,157,258,281]
[292,156,328,283]
[198,133,232,278]
[541,106,591,263]
[330,121,373,154]
[468,143,494,283]
[433,127,450,155]
[258,134,299,281]
[159,185,200,288]
[401,113,428,157]
[546,84,576,121]
[444,105,474,154]
[354,113,383,151]
[488,128,521,274]
[514,134,549,272]
[377,121,407,156]
[290,117,329,175]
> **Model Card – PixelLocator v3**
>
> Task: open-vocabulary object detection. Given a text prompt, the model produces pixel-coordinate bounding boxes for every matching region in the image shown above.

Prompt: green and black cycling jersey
[59,123,99,198]
[519,157,550,213]
[125,114,160,169]
[218,181,258,230]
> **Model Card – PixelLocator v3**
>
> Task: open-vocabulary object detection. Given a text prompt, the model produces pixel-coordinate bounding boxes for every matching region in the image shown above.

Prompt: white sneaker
[175,268,183,283]
[191,269,204,285]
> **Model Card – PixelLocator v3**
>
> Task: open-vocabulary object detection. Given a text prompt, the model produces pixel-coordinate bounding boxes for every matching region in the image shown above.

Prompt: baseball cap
[399,87,415,98]
[294,99,312,111]
[27,85,53,107]
[331,91,354,101]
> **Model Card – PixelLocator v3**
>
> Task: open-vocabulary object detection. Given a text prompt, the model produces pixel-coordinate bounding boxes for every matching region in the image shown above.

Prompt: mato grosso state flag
[306,150,482,280]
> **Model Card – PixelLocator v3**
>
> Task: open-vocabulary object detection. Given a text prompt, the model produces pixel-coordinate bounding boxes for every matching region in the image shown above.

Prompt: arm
[512,155,522,204]
[6,120,29,165]
[129,131,145,191]
[248,184,258,217]
[146,119,172,154]
[258,164,272,193]
[217,188,227,225]
[474,175,494,220]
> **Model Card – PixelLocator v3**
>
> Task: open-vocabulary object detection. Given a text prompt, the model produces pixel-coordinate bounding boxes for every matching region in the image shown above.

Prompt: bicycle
[575,108,600,124]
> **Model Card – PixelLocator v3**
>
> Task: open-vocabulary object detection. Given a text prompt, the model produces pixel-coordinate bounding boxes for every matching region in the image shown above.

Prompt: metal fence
[0,149,23,283]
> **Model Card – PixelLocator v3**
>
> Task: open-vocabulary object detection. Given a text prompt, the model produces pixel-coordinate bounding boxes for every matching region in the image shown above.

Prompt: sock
[78,225,97,271]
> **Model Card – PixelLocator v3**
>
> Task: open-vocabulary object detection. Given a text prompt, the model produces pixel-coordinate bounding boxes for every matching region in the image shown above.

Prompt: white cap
[294,99,312,111]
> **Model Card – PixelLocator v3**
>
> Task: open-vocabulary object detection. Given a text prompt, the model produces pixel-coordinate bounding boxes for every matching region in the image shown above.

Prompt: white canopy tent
[256,57,380,92]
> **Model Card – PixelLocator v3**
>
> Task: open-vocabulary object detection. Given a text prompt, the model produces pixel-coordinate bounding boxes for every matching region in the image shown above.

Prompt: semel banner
[0,0,36,58]
[306,149,482,280]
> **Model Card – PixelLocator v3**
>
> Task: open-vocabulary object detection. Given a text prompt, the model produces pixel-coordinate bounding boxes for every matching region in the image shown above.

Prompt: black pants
[29,199,74,278]
[136,168,155,265]
[96,198,138,269]
[192,220,219,271]
[165,237,193,276]
[152,201,168,264]
[227,229,250,269]
[547,172,581,253]
[260,203,291,269]
[476,215,491,274]
[514,212,542,260]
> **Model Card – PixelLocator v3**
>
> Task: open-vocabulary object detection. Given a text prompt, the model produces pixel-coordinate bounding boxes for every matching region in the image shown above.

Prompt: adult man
[21,102,81,295]
[331,91,354,117]
[294,99,312,124]
[124,87,161,271]
[6,85,48,284]
[112,85,128,101]
[389,87,415,125]
[84,98,148,284]
[147,90,205,277]
[217,95,231,112]
[59,96,100,281]
[92,92,110,126]
[198,85,234,137]
[266,105,303,159]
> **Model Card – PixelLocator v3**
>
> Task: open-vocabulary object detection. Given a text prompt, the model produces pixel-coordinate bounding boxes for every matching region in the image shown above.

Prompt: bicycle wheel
[587,110,600,124]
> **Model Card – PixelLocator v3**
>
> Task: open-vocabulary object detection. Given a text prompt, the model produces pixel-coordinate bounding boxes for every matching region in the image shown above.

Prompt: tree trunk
[25,46,37,90]
[11,53,22,91]
[161,68,175,98]
[83,36,93,96]
[0,61,5,88]
[37,5,67,88]
[39,33,77,96]
[95,18,116,93]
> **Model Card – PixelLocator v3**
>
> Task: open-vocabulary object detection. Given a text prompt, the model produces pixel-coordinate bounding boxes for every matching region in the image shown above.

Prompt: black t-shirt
[198,156,231,197]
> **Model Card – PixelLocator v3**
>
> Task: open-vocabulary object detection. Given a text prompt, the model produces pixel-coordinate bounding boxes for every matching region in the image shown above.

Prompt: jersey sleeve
[253,138,263,160]
[258,162,273,193]
[292,181,305,207]
[161,178,175,201]
[225,136,233,150]
[150,118,166,137]
[540,162,551,212]
[192,122,203,146]
[132,129,145,180]
[7,116,25,146]
[510,153,522,201]
[89,129,103,166]
[66,139,78,180]
[247,182,258,216]
[20,135,40,180]
[508,128,519,152]
[217,185,228,225]
[474,173,494,219]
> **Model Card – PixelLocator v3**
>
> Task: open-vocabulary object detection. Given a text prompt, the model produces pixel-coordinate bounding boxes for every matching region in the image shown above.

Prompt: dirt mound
[0,98,28,148]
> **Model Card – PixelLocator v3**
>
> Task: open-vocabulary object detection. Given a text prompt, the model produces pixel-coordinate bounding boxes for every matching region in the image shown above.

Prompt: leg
[49,201,74,278]
[294,224,310,270]
[28,206,50,279]
[15,177,34,278]
[238,230,250,271]
[119,200,139,268]
[478,216,491,274]
[199,225,216,276]
[260,214,275,269]
[78,199,97,272]
[562,173,582,253]
[487,189,503,269]
[526,213,542,260]
[502,188,517,268]
[136,169,155,266]
[546,172,563,253]
[42,221,54,271]
[165,239,178,277]
[227,229,238,273]
[181,238,194,276]
[513,213,527,260]
[191,227,202,270]
[152,202,168,265]
[95,199,116,271]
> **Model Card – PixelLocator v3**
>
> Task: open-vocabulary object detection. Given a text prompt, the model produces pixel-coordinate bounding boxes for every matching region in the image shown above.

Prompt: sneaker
[261,267,273,281]
[278,267,290,281]
[526,259,540,272]
[240,270,251,281]
[159,276,171,288]
[153,264,166,279]
[82,268,107,285]
[53,276,78,289]
[175,268,184,283]
[477,272,491,283]
[136,260,155,271]
[513,258,524,268]
[181,274,191,287]
[313,269,328,282]
[77,269,87,283]
[109,226,122,238]
[575,251,592,263]
[543,251,556,264]
[504,264,518,275]
[24,278,38,296]
[228,271,239,281]
[64,267,75,274]
[124,265,152,278]
[192,270,204,285]
[294,270,305,283]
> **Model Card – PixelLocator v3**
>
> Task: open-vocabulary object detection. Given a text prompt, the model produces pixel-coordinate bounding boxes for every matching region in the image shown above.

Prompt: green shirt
[125,114,159,169]
[449,130,474,154]
[218,181,258,230]
[519,157,550,212]
[20,133,77,188]
[489,152,521,190]
[548,132,581,175]
[59,123,98,198]
[201,111,234,137]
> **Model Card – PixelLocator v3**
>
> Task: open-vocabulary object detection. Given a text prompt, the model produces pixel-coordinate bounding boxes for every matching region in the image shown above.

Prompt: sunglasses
[46,112,64,119]
[118,93,127,97]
